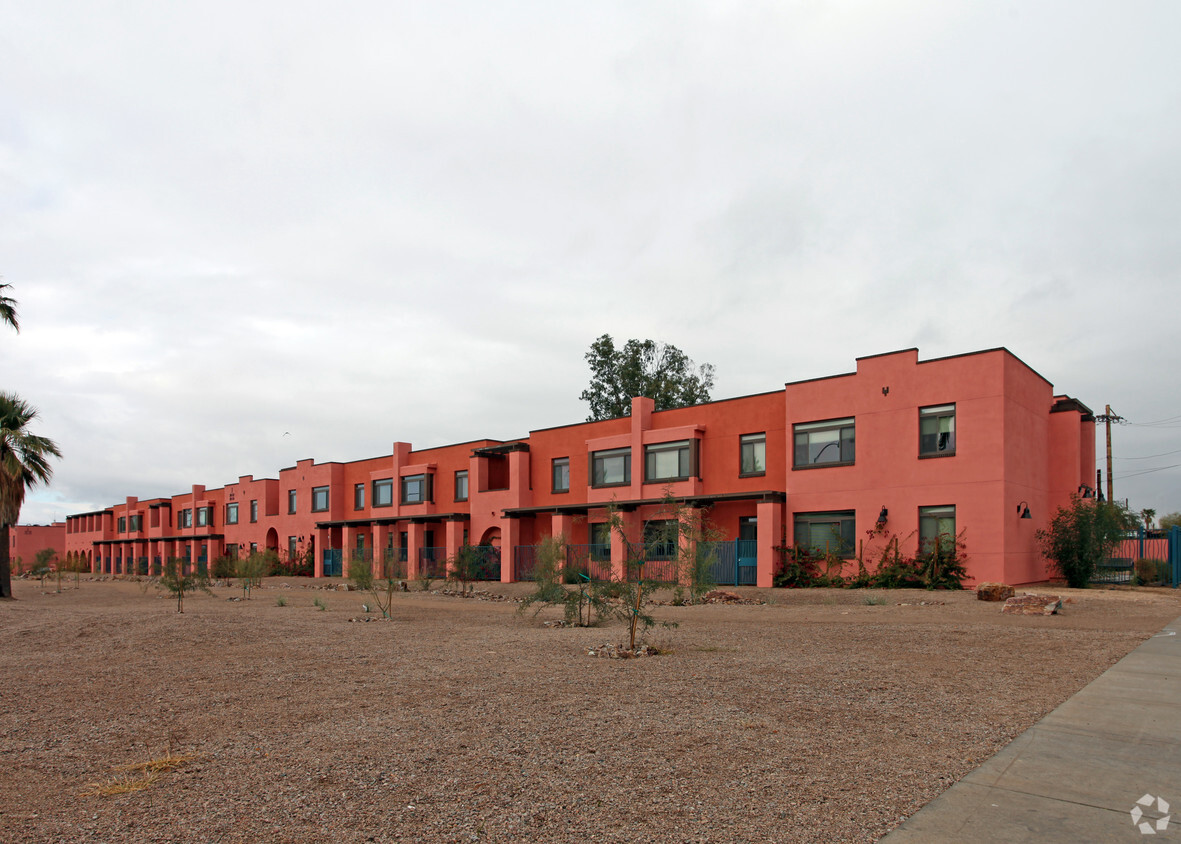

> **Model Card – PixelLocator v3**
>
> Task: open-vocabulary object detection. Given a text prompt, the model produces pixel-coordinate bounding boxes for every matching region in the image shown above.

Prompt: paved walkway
[883,614,1181,843]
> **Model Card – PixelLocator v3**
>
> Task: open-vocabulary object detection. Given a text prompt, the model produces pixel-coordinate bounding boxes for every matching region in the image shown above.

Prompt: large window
[354,483,365,510]
[288,536,298,560]
[117,516,126,533]
[920,405,956,457]
[644,440,694,483]
[794,511,856,557]
[589,522,611,558]
[250,500,258,523]
[643,519,677,560]
[373,478,393,508]
[226,503,239,525]
[794,418,855,468]
[552,457,570,493]
[197,506,212,528]
[919,506,956,552]
[401,473,431,504]
[287,489,297,514]
[455,470,468,502]
[740,433,766,476]
[179,509,193,528]
[128,515,141,532]
[312,485,330,512]
[591,447,631,487]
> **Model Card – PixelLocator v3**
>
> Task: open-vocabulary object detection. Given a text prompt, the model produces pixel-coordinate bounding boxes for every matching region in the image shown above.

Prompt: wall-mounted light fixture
[877,506,888,524]
[1078,485,1094,499]
[1017,501,1032,520]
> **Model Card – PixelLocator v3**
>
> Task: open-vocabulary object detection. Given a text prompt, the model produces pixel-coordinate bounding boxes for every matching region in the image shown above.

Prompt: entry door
[737,517,758,585]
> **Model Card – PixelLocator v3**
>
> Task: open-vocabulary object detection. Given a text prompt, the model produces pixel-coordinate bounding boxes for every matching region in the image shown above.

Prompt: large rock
[976,582,1015,602]
[1002,594,1062,615]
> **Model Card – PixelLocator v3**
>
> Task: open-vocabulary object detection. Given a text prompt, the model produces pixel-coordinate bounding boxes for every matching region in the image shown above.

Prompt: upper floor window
[552,457,570,493]
[740,433,766,477]
[354,483,365,510]
[591,447,631,488]
[373,478,393,508]
[179,509,193,528]
[225,503,239,525]
[401,473,431,505]
[644,440,694,483]
[919,505,956,552]
[454,470,468,502]
[920,405,956,457]
[287,489,297,514]
[794,511,855,558]
[249,500,258,523]
[794,418,855,468]
[128,515,141,532]
[311,486,330,512]
[117,516,126,533]
[197,506,212,528]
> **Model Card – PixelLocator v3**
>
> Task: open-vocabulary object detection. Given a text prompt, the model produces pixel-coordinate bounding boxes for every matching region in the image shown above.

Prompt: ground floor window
[794,511,855,557]
[919,506,956,552]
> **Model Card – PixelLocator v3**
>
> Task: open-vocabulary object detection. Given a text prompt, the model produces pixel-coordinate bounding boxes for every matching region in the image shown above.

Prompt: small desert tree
[447,545,485,596]
[1037,495,1139,588]
[349,550,396,619]
[33,547,56,588]
[158,556,212,613]
[235,551,270,599]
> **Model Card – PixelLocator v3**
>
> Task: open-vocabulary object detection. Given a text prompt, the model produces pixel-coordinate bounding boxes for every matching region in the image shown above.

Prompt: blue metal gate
[705,540,758,586]
[323,548,342,578]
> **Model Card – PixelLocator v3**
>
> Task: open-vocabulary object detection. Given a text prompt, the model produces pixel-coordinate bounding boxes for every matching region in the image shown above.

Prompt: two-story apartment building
[64,348,1095,586]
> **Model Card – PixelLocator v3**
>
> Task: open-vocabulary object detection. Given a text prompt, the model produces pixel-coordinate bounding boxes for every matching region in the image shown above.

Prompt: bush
[1134,558,1169,587]
[1037,495,1139,588]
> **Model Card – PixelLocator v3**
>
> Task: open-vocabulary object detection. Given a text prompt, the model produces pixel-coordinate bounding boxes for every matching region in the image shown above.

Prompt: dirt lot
[2,577,1178,844]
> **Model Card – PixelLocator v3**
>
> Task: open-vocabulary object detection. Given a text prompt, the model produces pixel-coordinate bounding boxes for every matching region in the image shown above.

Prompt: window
[312,486,330,512]
[287,490,297,514]
[552,457,570,493]
[919,506,956,552]
[644,440,694,483]
[373,478,393,508]
[794,511,856,557]
[128,515,141,532]
[794,418,855,468]
[589,522,611,559]
[454,470,468,502]
[740,433,766,476]
[226,503,239,525]
[643,519,677,560]
[288,536,298,560]
[591,447,631,487]
[401,473,431,504]
[179,509,193,528]
[354,483,365,510]
[250,500,258,523]
[249,542,258,555]
[920,405,956,457]
[197,506,212,527]
[118,516,126,533]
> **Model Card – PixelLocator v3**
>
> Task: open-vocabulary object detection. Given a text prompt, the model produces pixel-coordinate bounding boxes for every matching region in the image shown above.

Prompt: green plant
[1037,495,1139,588]
[579,334,715,421]
[235,551,270,599]
[863,595,888,606]
[1133,558,1169,587]
[156,557,212,613]
[447,544,484,596]
[415,571,433,592]
[211,554,237,585]
[313,596,327,611]
[276,595,287,607]
[349,551,398,619]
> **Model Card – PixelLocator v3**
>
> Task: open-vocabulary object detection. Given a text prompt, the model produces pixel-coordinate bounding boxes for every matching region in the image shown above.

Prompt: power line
[1115,448,1181,460]
[1115,463,1181,480]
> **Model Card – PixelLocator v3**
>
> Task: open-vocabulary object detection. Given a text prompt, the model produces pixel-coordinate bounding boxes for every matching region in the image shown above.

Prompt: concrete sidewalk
[883,615,1181,842]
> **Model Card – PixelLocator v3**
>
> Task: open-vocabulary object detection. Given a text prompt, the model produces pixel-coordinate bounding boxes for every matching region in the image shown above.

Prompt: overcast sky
[3,1,1180,525]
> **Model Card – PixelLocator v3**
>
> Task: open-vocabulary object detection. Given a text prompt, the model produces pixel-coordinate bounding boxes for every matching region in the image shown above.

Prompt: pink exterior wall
[64,347,1095,587]
[7,523,66,572]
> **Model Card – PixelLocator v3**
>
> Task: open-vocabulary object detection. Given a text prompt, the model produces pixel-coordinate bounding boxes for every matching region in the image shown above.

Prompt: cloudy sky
[3,1,1180,524]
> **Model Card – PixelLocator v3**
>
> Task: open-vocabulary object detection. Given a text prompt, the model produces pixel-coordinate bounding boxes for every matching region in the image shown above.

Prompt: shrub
[1133,558,1169,587]
[1037,495,1139,588]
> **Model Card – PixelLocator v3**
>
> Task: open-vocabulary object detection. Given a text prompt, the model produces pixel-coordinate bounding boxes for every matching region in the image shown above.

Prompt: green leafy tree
[350,550,398,619]
[1037,494,1139,588]
[0,392,63,599]
[579,334,715,421]
[1140,508,1156,531]
[33,546,56,587]
[235,551,270,599]
[157,556,212,613]
[1159,512,1181,531]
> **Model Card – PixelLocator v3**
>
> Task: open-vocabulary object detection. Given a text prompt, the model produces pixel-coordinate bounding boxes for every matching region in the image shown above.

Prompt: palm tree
[0,282,17,332]
[0,392,62,598]
[1141,508,1156,532]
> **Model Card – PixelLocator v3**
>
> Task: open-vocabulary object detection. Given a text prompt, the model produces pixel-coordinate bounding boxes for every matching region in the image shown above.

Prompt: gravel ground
[2,577,1178,843]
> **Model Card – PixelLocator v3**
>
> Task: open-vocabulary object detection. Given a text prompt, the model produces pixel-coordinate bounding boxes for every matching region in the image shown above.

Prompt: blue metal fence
[702,539,758,586]
[1093,527,1180,587]
[322,548,342,578]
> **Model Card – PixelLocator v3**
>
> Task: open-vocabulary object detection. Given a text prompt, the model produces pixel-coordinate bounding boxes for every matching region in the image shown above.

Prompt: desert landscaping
[2,578,1179,843]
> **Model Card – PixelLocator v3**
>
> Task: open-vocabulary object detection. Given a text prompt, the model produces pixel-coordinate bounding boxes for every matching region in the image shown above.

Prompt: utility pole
[1095,405,1124,503]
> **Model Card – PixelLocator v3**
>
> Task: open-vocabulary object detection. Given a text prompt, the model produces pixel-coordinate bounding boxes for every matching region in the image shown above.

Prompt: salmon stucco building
[62,348,1096,587]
